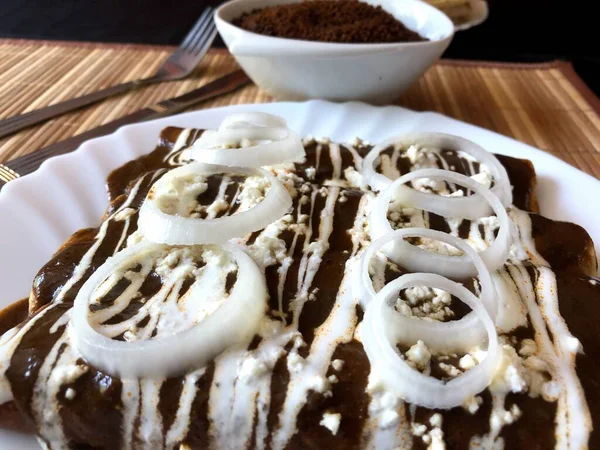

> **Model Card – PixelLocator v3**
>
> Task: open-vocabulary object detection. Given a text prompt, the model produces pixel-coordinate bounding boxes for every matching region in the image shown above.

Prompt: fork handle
[0,76,158,139]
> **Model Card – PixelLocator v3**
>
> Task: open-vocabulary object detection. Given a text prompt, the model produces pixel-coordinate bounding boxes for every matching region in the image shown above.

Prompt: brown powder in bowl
[232,0,427,44]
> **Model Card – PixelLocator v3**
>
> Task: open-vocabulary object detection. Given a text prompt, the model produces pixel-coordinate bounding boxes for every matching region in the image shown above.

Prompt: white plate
[0,100,599,448]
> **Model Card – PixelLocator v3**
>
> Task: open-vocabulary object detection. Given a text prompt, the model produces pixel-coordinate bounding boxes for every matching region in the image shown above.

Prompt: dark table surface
[1,0,598,96]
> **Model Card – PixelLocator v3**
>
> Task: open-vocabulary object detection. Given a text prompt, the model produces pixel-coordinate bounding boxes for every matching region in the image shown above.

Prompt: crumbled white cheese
[491,403,522,435]
[249,235,288,269]
[307,375,331,394]
[518,339,537,357]
[405,340,431,371]
[419,238,463,257]
[432,288,451,305]
[541,381,561,402]
[377,391,398,410]
[510,404,522,420]
[398,285,454,322]
[439,362,462,378]
[305,167,317,180]
[405,286,430,305]
[395,299,413,317]
[406,145,421,164]
[387,203,428,230]
[504,362,528,393]
[64,388,76,400]
[113,207,136,221]
[428,427,446,450]
[490,345,528,394]
[344,167,365,189]
[463,396,483,414]
[320,412,341,435]
[448,189,465,197]
[287,351,305,374]
[247,215,291,269]
[305,167,316,180]
[367,383,402,429]
[459,354,477,370]
[412,422,427,437]
[331,359,344,371]
[154,172,208,216]
[238,176,270,211]
[155,248,183,277]
[590,279,598,286]
[328,375,339,384]
[429,413,443,428]
[379,410,400,428]
[470,169,493,189]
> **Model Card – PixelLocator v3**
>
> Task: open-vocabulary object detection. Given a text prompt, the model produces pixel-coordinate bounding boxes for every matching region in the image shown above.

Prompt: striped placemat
[0,39,599,178]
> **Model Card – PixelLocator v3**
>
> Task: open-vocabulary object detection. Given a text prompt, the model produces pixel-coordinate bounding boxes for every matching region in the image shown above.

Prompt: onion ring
[69,241,267,379]
[138,162,292,246]
[190,115,305,167]
[362,133,512,208]
[357,228,497,352]
[369,169,511,278]
[362,272,500,409]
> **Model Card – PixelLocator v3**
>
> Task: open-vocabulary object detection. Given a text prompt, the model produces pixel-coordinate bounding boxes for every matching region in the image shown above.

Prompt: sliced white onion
[138,162,292,245]
[190,126,305,168]
[362,133,512,207]
[219,112,287,130]
[69,241,267,379]
[369,169,511,278]
[357,228,496,351]
[362,272,500,409]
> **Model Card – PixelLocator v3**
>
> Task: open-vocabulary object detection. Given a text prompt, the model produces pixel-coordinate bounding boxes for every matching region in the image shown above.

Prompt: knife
[0,69,251,190]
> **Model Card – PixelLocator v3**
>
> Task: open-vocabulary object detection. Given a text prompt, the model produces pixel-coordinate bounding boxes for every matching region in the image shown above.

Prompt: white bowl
[215,0,454,104]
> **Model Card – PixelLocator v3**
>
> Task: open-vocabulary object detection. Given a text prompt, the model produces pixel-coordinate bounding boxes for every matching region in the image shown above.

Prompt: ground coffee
[232,0,427,44]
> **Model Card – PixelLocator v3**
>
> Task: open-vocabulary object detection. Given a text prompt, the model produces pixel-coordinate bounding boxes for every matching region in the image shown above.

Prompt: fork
[0,7,218,140]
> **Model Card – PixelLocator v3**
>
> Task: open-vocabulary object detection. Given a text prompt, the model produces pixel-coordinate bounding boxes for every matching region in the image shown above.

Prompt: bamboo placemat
[0,39,599,178]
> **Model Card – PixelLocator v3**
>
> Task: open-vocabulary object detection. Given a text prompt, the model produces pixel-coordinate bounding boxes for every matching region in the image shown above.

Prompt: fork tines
[180,7,218,57]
